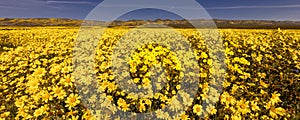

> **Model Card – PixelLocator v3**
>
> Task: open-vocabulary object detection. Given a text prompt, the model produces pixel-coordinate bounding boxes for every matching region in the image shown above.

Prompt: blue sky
[0,0,299,21]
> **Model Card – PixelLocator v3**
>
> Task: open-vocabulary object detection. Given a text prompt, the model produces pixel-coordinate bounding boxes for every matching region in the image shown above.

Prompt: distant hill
[212,19,300,29]
[0,18,300,29]
[0,18,82,26]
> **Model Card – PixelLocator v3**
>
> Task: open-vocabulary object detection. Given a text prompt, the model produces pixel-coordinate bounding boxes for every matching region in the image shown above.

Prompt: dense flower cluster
[0,27,299,119]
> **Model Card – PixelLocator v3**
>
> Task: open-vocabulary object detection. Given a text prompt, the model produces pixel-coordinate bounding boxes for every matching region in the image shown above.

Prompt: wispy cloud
[206,4,300,10]
[98,4,206,10]
[46,0,94,5]
[98,4,300,11]
[0,4,27,9]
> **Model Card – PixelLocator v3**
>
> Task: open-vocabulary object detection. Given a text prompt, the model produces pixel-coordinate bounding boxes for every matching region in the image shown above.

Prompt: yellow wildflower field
[0,27,299,119]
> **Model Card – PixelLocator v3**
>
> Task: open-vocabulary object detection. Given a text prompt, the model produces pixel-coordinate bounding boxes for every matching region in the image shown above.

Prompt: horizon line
[0,17,300,22]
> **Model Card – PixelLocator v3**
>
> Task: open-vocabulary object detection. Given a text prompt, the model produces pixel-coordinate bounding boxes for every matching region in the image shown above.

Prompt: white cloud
[206,4,300,10]
[0,5,19,9]
[46,0,94,5]
[0,0,46,8]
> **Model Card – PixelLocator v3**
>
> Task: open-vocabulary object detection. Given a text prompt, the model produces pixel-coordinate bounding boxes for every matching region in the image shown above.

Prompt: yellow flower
[207,59,213,65]
[1,112,10,118]
[51,86,66,99]
[261,115,269,120]
[61,66,72,73]
[65,93,81,109]
[155,109,165,119]
[236,99,250,115]
[260,89,268,96]
[145,99,152,106]
[220,92,236,105]
[270,92,281,105]
[264,101,272,109]
[82,110,96,120]
[139,103,146,112]
[193,104,202,116]
[98,72,109,80]
[260,80,269,88]
[140,65,148,72]
[34,106,46,117]
[133,78,140,83]
[60,74,74,87]
[275,107,286,116]
[163,112,171,119]
[201,52,208,59]
[258,72,266,79]
[199,82,209,93]
[49,64,61,75]
[100,80,109,89]
[277,55,282,59]
[26,76,40,94]
[15,98,25,108]
[66,110,78,117]
[250,101,260,111]
[200,72,207,78]
[206,105,217,115]
[130,66,137,73]
[16,106,28,118]
[239,57,250,65]
[222,80,231,88]
[70,115,79,120]
[106,95,113,101]
[40,90,52,103]
[26,75,40,86]
[32,67,47,77]
[231,113,242,120]
[231,84,239,94]
[107,82,117,93]
[142,78,151,87]
[269,107,278,119]
[199,93,208,102]
[249,113,259,119]
[117,98,129,111]
[224,114,230,120]
[179,112,190,120]
[120,104,130,112]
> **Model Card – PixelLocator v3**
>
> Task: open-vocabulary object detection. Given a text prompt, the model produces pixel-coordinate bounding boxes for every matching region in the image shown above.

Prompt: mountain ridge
[0,18,300,29]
